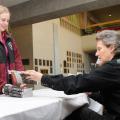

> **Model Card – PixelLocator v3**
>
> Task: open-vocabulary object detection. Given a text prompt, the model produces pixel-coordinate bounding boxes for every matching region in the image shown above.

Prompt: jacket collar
[113,54,120,60]
[0,31,12,43]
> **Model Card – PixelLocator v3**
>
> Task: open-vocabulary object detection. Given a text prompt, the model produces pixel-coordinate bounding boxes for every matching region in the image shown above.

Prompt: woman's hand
[21,70,43,81]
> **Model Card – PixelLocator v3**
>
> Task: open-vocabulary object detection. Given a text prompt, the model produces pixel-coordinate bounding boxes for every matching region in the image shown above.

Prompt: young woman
[0,5,24,93]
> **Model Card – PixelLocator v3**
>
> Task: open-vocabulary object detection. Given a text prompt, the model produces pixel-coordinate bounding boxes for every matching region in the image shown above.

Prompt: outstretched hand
[21,70,43,81]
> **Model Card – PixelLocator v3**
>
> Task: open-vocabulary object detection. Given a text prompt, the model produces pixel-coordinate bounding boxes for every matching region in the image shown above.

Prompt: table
[33,88,89,119]
[0,96,62,120]
[0,88,102,120]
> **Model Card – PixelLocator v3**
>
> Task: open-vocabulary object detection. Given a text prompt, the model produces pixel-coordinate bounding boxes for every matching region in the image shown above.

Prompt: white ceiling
[0,0,30,7]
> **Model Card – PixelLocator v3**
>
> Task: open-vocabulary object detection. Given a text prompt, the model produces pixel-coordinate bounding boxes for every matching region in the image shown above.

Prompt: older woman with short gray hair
[23,30,120,120]
[96,30,120,55]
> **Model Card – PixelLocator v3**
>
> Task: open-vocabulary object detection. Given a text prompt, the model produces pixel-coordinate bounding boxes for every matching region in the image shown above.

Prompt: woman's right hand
[21,70,43,81]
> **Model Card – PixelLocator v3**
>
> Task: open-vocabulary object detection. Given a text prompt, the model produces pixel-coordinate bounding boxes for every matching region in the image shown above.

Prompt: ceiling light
[108,14,112,17]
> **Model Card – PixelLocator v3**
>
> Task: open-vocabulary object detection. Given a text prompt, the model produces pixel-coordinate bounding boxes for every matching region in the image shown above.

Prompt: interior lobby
[0,0,120,120]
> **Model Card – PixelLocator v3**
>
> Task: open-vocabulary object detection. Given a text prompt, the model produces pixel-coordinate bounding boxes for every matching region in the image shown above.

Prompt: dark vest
[0,37,15,64]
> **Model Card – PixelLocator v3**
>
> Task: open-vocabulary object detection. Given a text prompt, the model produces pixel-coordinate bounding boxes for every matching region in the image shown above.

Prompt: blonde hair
[0,5,10,15]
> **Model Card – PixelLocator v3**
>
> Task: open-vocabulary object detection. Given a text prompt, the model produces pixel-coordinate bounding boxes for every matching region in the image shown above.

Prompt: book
[9,70,37,85]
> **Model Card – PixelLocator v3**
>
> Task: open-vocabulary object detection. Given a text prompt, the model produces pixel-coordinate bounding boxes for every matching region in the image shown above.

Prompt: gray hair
[96,30,120,55]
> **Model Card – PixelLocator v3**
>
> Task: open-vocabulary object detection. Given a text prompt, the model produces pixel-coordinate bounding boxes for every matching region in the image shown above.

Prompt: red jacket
[0,32,24,93]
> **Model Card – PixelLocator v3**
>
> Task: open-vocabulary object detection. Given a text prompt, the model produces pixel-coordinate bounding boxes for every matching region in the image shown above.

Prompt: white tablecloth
[0,96,62,120]
[33,89,89,119]
[0,88,103,120]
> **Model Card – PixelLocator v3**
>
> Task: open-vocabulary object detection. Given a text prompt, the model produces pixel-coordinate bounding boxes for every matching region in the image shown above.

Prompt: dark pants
[64,105,116,120]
